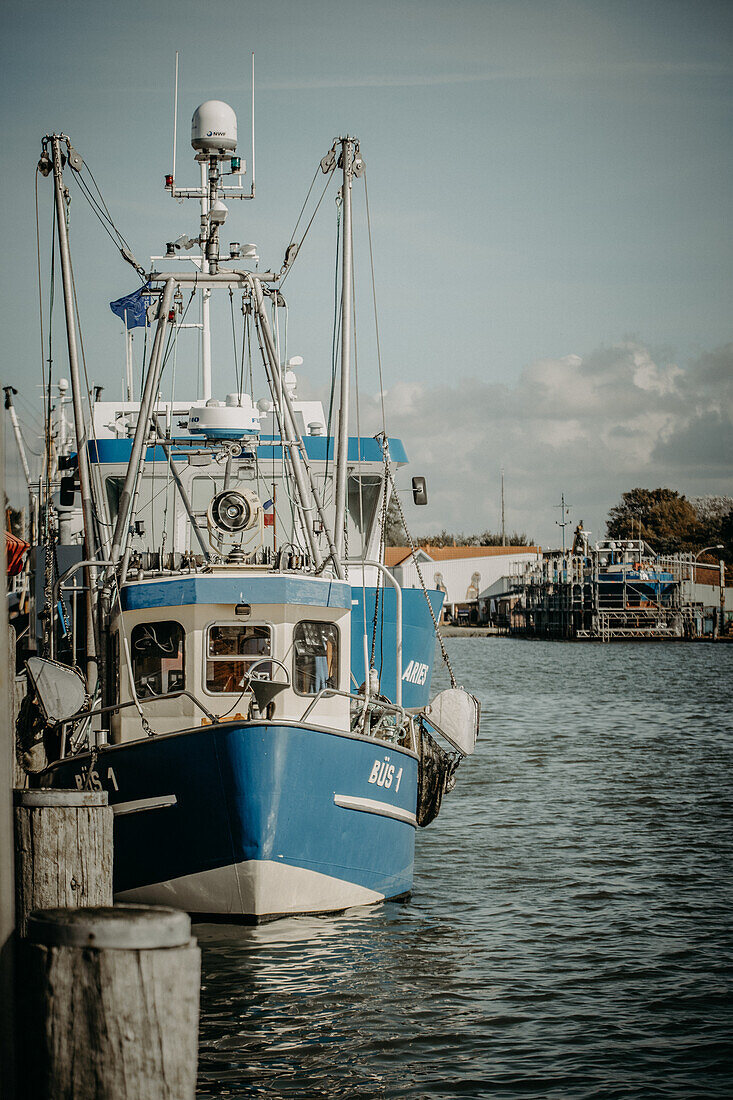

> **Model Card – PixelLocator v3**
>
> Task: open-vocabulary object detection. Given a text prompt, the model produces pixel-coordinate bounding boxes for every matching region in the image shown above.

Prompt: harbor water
[195,639,733,1098]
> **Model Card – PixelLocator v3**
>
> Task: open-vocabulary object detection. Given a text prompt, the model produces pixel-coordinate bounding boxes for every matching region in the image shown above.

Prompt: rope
[229,289,240,394]
[245,305,254,397]
[363,171,387,439]
[251,308,306,554]
[34,169,47,434]
[324,198,342,496]
[273,295,307,554]
[71,158,145,283]
[377,433,457,688]
[370,473,389,670]
[280,163,336,289]
[351,222,369,672]
[42,196,58,641]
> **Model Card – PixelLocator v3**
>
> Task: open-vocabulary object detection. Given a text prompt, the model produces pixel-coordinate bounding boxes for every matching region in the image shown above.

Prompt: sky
[1,0,731,546]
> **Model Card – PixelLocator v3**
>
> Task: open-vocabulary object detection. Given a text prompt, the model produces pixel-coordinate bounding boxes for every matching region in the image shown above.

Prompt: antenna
[172,51,179,188]
[555,491,572,556]
[250,52,256,198]
[501,466,506,546]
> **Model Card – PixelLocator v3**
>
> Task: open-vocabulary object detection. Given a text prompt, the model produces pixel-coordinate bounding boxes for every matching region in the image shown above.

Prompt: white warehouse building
[385,545,541,619]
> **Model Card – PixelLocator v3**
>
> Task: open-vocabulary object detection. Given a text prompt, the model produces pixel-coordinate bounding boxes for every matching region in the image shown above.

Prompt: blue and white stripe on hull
[115,859,385,919]
[41,719,419,920]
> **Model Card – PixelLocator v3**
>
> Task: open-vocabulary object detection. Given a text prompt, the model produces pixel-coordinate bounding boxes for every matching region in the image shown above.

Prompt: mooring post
[13,788,113,937]
[19,905,200,1099]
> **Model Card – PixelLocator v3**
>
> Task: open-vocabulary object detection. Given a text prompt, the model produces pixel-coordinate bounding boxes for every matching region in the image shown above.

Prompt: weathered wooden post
[20,905,200,1099]
[13,788,113,936]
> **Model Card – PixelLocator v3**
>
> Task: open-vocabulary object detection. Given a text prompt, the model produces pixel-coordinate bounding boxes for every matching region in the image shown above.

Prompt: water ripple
[196,641,733,1098]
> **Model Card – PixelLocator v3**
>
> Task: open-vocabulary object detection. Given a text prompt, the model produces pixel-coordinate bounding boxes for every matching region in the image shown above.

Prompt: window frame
[292,619,340,698]
[202,619,274,697]
[129,619,186,699]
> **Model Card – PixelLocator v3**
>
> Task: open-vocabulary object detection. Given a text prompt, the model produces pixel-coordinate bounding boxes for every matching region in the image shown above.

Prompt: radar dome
[191,101,237,153]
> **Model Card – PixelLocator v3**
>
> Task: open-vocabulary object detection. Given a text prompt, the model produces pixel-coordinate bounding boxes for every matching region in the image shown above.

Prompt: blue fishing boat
[17,90,479,920]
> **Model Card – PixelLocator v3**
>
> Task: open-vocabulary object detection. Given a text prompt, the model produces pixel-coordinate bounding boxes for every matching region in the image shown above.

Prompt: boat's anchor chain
[377,434,457,690]
[370,475,390,670]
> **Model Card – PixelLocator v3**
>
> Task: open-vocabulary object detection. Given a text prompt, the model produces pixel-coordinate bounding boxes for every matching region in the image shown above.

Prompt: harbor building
[385,545,541,623]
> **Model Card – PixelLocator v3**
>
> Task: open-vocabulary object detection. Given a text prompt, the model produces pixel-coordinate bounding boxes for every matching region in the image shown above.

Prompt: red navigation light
[167,310,176,322]
[165,174,174,188]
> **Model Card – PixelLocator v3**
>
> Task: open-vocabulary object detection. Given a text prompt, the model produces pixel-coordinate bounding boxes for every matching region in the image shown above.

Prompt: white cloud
[351,341,733,547]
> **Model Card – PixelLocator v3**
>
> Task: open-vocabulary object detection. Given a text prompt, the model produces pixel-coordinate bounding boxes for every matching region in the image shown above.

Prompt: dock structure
[487,539,731,641]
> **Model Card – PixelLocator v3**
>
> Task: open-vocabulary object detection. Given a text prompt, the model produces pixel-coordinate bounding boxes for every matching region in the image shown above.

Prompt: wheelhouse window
[293,621,339,695]
[206,623,271,694]
[130,621,185,698]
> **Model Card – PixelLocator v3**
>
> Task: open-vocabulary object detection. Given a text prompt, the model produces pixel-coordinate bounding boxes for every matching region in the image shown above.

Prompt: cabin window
[130,621,185,698]
[293,621,339,695]
[347,476,382,541]
[206,623,271,694]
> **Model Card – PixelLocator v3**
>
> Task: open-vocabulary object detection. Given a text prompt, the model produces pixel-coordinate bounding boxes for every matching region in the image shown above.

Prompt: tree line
[386,488,733,562]
[606,489,733,562]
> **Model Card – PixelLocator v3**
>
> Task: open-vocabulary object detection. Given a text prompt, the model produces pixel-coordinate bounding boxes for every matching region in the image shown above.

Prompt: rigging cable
[350,216,371,682]
[279,163,337,290]
[273,294,306,553]
[363,171,388,439]
[378,435,457,689]
[324,198,342,495]
[69,235,106,556]
[251,307,305,554]
[42,194,58,657]
[362,172,389,671]
[34,169,48,435]
[159,304,181,559]
[70,159,145,283]
[229,289,241,397]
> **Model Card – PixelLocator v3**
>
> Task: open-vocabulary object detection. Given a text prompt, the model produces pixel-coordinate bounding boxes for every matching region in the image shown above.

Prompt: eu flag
[109,283,150,328]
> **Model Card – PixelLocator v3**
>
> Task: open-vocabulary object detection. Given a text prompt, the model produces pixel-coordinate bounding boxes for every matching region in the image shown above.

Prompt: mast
[501,466,506,546]
[3,388,32,494]
[49,135,99,690]
[556,491,571,556]
[199,160,212,401]
[333,136,354,563]
[124,314,134,401]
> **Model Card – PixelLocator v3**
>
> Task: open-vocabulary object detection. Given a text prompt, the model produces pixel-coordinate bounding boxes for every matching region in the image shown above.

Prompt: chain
[377,434,457,689]
[370,473,389,668]
[42,513,56,656]
[83,745,99,789]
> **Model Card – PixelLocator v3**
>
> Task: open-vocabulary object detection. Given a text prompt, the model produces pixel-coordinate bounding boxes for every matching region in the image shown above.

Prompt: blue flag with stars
[109,283,150,328]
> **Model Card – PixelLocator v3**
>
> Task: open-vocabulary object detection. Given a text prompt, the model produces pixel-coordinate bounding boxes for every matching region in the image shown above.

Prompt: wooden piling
[19,905,200,1099]
[13,788,113,937]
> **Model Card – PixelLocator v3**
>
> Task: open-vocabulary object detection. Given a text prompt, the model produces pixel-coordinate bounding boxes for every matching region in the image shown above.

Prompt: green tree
[719,509,733,564]
[691,496,733,563]
[606,488,700,554]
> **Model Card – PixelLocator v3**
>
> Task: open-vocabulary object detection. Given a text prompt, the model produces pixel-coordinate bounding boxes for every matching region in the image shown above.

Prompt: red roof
[385,544,540,568]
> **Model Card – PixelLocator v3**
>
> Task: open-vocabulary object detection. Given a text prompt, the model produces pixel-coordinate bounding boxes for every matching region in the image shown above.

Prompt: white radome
[191,100,238,153]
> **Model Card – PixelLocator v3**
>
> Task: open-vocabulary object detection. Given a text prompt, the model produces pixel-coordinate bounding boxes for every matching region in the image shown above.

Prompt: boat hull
[41,721,419,921]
